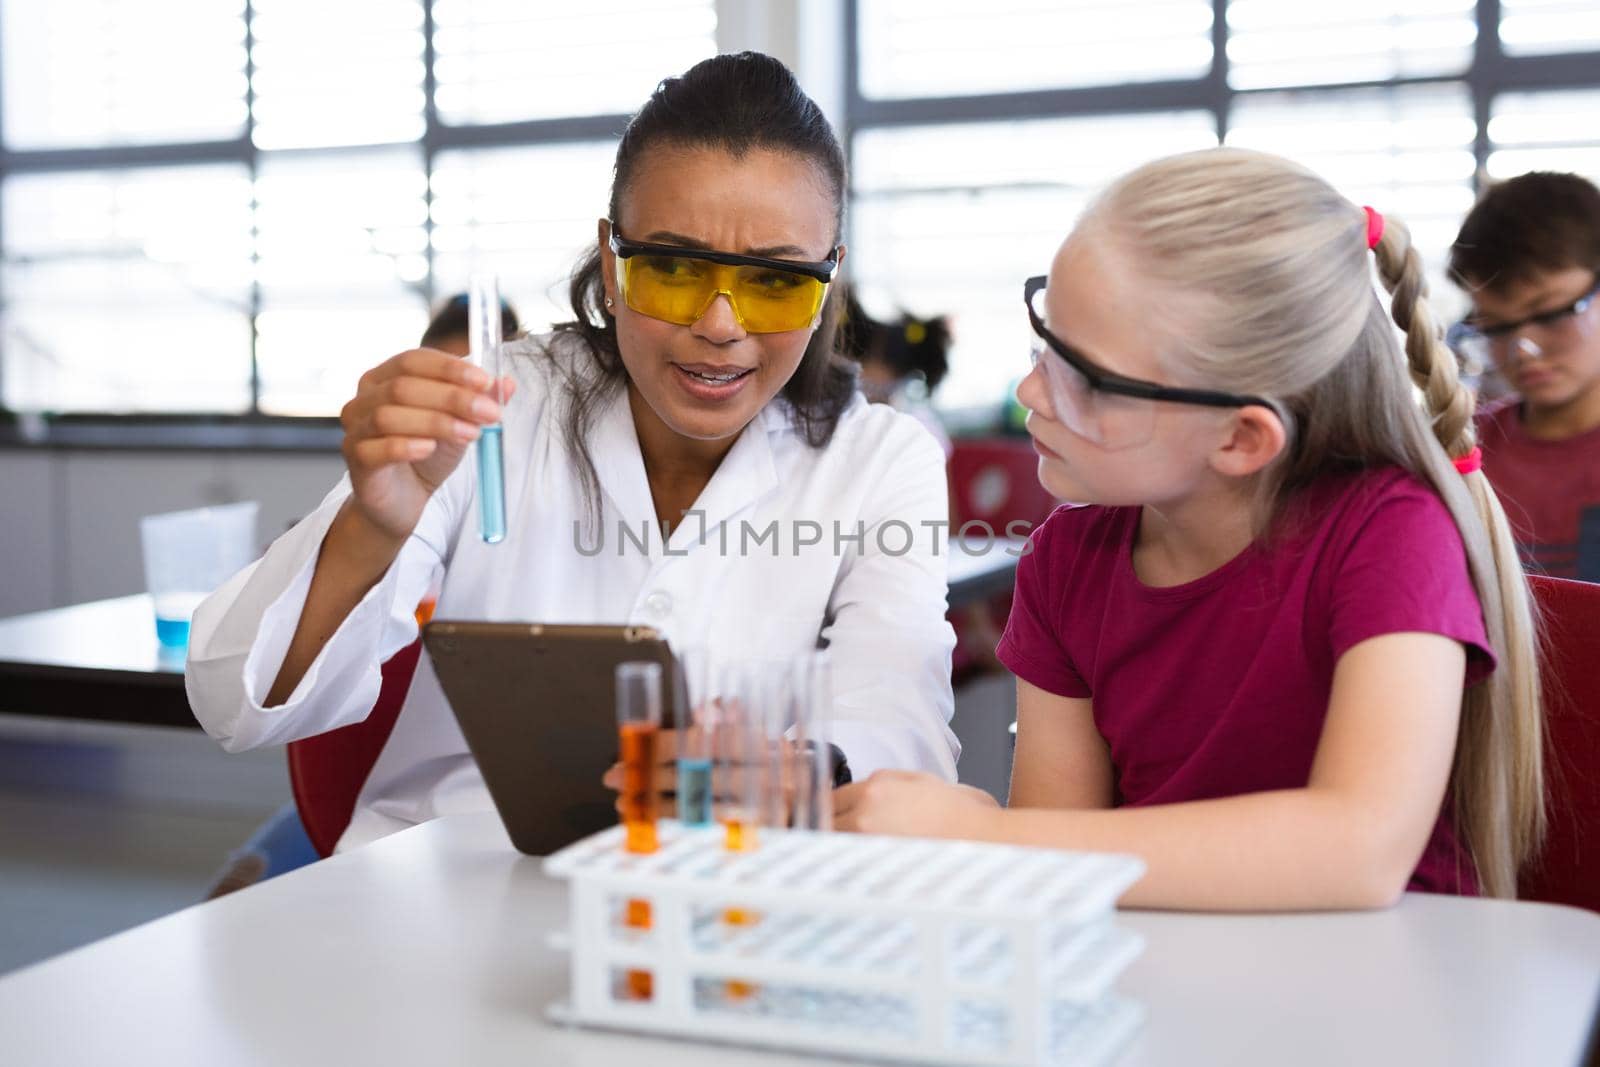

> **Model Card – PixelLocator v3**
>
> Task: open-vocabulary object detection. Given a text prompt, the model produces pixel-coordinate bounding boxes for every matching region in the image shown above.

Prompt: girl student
[187,53,960,854]
[835,147,1545,910]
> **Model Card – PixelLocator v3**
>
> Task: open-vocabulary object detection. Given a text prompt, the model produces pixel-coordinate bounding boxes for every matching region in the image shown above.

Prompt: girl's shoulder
[1333,464,1448,520]
[1277,465,1463,570]
[1285,464,1438,522]
[1033,499,1136,540]
[1021,501,1137,575]
[1294,466,1495,680]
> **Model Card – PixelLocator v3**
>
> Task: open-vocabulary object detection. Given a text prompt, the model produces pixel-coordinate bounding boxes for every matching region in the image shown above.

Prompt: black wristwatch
[825,742,852,787]
[796,740,852,787]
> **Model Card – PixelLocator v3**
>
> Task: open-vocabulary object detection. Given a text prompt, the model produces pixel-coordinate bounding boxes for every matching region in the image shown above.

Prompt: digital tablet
[422,620,681,856]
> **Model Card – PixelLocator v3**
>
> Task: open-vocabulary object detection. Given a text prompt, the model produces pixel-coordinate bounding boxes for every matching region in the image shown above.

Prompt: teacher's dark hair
[546,51,856,518]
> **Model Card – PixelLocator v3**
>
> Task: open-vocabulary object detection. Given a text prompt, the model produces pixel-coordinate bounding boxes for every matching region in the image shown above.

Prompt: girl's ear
[1210,404,1288,478]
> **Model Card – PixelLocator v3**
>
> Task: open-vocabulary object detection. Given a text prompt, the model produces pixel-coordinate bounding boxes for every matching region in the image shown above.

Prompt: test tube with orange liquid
[615,661,663,1000]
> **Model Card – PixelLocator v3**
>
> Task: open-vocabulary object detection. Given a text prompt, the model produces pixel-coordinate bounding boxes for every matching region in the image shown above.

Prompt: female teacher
[186,52,959,853]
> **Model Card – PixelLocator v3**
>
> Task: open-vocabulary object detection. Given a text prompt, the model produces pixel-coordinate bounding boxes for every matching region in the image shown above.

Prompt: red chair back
[945,437,1058,682]
[287,640,422,858]
[948,437,1057,530]
[1520,576,1600,912]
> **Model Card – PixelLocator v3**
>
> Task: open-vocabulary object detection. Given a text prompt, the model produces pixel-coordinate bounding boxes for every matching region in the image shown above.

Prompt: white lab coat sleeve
[823,418,960,781]
[185,470,465,753]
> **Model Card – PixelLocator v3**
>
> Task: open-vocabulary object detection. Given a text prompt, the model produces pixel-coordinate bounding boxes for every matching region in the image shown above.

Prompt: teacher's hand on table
[833,770,1001,839]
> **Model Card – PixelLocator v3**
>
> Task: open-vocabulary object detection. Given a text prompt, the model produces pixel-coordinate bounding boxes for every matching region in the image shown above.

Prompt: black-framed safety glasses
[1446,279,1599,374]
[1023,275,1275,450]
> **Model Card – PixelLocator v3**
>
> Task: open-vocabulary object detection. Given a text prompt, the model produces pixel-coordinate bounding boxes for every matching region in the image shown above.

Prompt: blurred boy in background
[1449,171,1600,581]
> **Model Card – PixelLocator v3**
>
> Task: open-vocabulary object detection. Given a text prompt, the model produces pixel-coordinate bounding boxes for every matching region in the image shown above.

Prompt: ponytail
[1371,215,1546,897]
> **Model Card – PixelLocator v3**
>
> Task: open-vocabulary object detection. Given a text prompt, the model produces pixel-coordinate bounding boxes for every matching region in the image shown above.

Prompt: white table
[946,536,1027,608]
[1,813,1596,1067]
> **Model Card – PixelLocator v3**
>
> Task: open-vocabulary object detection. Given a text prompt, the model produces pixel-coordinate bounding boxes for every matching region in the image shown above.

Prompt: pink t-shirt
[1477,400,1600,581]
[997,467,1494,895]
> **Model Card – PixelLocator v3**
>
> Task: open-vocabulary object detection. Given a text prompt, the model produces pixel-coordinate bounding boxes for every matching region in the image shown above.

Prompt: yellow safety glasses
[609,225,839,334]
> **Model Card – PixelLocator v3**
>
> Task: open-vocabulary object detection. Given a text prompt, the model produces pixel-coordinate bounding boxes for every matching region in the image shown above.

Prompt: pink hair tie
[1453,446,1482,475]
[1363,206,1385,250]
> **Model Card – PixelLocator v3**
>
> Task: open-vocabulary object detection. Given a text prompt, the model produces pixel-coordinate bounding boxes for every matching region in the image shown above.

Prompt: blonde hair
[1083,147,1544,897]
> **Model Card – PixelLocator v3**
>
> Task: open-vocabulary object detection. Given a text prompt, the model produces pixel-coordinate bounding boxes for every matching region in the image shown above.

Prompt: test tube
[677,649,715,828]
[715,662,774,1001]
[715,662,765,855]
[617,661,663,853]
[469,273,507,545]
[790,652,834,833]
[760,667,792,832]
[616,660,663,1000]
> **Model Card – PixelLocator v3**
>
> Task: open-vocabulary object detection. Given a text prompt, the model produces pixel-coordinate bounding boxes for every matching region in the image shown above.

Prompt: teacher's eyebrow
[641,229,814,260]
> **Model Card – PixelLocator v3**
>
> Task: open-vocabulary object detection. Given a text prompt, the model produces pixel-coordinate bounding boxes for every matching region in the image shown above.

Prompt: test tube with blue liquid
[678,650,716,828]
[469,273,507,544]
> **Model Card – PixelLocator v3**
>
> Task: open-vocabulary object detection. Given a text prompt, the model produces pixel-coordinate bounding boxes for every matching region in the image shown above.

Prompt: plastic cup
[139,502,259,648]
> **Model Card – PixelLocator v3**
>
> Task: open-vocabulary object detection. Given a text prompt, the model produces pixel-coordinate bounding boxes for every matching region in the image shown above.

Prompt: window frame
[840,0,1600,418]
[0,0,646,447]
[3,1,1599,443]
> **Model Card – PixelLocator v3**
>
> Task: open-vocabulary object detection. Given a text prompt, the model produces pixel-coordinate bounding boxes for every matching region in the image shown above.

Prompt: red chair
[946,437,1059,682]
[1519,575,1600,913]
[286,639,422,857]
[947,437,1058,533]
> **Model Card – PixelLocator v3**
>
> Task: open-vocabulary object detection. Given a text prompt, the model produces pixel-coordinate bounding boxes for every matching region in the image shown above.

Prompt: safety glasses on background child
[1446,279,1599,379]
[609,225,840,334]
[1024,275,1276,450]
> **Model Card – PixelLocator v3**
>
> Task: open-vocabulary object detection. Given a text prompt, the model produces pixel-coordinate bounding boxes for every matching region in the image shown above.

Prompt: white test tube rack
[544,821,1147,1067]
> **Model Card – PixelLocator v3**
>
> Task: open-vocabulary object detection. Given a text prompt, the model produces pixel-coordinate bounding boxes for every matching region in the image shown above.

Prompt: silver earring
[604,297,615,309]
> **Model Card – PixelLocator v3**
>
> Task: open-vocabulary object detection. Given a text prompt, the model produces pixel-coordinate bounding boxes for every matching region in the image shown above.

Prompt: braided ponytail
[1369,216,1546,897]
[1372,220,1476,456]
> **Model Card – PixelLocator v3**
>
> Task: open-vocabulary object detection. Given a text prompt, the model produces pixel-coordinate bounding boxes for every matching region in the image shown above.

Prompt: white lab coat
[186,332,959,852]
